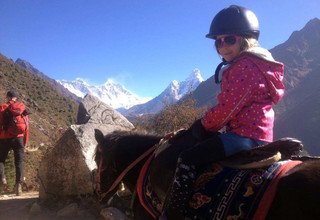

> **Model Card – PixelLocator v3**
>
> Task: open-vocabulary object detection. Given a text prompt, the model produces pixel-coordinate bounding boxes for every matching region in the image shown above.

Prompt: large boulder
[38,94,134,200]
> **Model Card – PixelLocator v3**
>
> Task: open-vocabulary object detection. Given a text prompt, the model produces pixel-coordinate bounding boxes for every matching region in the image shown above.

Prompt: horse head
[94,129,121,203]
[94,128,164,204]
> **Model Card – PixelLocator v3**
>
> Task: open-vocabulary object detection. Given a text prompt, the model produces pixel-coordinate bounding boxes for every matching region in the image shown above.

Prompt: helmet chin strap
[214,59,232,84]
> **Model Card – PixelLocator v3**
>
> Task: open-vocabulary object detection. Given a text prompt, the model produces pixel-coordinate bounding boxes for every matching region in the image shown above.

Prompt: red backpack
[1,101,29,136]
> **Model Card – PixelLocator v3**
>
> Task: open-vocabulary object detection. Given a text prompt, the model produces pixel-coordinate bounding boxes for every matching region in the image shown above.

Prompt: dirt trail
[0,191,101,220]
[0,191,41,220]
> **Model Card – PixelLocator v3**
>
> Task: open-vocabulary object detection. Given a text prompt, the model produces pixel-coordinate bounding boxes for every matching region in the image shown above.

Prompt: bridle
[96,133,175,202]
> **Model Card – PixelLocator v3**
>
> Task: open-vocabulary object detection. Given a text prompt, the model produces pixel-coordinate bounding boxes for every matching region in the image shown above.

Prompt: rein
[98,135,172,201]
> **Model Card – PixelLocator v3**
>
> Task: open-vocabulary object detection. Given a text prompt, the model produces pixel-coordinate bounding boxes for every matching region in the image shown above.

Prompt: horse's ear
[94,129,105,144]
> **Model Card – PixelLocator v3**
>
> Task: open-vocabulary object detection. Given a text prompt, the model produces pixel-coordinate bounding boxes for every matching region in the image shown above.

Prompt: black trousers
[163,136,226,219]
[179,135,225,167]
[0,137,25,184]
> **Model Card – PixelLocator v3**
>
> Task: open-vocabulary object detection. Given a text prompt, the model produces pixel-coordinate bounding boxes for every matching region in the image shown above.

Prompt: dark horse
[94,129,320,220]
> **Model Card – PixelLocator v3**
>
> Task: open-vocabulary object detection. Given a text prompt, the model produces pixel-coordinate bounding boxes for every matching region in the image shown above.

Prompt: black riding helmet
[206,5,260,40]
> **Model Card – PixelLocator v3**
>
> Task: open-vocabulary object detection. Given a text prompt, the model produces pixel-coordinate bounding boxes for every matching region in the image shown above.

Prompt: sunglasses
[215,35,240,48]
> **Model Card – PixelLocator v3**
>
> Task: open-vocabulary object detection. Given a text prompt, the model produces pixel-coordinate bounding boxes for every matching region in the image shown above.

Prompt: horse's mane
[105,129,161,140]
[94,129,162,162]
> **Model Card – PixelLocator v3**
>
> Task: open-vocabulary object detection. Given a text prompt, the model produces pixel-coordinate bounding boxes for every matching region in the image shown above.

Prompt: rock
[77,210,97,219]
[77,102,90,124]
[57,203,79,217]
[77,93,134,127]
[100,207,130,220]
[38,94,134,200]
[29,202,41,215]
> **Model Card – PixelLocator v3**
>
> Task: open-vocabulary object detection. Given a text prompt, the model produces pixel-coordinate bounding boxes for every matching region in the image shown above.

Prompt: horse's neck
[120,136,161,192]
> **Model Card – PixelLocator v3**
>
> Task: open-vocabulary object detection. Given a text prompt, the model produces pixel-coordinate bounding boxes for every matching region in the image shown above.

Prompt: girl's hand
[190,119,207,140]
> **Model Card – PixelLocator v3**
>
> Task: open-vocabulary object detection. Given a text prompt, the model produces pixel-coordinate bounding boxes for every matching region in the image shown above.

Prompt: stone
[29,202,42,215]
[100,207,130,220]
[77,93,134,127]
[38,94,134,200]
[57,203,79,217]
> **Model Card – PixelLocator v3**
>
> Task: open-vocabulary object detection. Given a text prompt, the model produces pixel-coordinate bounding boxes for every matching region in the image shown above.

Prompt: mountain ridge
[15,58,80,102]
[120,68,204,116]
[58,68,204,114]
[57,78,151,109]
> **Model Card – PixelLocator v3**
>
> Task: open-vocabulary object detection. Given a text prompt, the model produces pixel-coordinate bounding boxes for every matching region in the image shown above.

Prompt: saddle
[220,137,304,169]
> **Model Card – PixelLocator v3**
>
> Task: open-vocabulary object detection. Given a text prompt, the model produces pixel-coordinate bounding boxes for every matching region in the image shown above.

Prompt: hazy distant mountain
[271,18,320,155]
[15,58,47,78]
[15,58,79,101]
[190,18,320,155]
[121,69,204,116]
[57,78,151,109]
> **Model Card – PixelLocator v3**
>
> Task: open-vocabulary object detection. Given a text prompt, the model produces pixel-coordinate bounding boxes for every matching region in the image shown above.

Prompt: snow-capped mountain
[57,78,151,109]
[121,69,204,115]
[57,68,203,113]
[176,69,204,99]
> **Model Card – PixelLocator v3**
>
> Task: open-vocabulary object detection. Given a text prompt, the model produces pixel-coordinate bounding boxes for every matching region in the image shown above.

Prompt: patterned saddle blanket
[137,156,301,219]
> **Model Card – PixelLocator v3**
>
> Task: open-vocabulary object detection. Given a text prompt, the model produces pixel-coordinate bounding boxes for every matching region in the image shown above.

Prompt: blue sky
[0,0,319,98]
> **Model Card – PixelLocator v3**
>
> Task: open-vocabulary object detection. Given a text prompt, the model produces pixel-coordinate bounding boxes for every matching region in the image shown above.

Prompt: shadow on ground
[0,191,102,220]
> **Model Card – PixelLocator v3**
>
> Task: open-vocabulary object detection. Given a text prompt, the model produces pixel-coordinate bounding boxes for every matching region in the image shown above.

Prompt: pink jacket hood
[241,47,285,104]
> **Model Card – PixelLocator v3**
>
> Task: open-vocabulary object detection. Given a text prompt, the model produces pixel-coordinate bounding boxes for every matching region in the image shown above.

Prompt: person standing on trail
[0,90,30,196]
[160,5,285,219]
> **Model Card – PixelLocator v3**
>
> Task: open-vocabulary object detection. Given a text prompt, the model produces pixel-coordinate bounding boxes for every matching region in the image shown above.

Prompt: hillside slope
[0,53,79,187]
[272,18,320,154]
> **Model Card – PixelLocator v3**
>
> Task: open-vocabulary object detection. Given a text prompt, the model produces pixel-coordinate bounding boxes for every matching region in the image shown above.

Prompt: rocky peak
[279,18,320,50]
[15,58,41,74]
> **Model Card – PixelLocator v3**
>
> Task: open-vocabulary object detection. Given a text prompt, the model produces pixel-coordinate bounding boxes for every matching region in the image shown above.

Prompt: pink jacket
[202,47,285,142]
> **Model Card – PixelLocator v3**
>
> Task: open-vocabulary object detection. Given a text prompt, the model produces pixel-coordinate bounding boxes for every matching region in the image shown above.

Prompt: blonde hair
[240,37,259,51]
